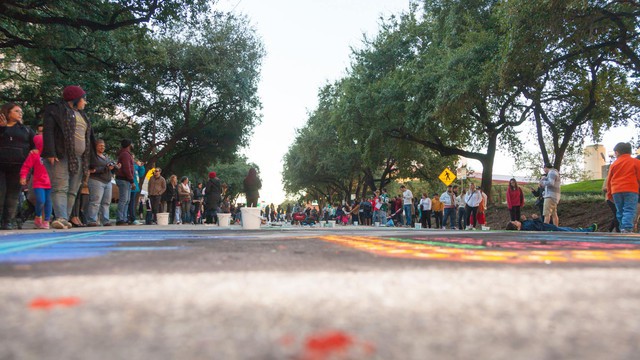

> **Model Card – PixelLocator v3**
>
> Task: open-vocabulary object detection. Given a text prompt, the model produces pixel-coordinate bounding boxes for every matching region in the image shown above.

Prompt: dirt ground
[485,198,615,232]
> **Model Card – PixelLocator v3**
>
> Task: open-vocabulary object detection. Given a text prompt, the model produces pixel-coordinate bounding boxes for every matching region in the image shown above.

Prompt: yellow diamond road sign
[439,168,456,186]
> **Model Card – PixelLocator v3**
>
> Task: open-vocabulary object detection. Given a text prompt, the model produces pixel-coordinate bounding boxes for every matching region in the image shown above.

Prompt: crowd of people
[1,87,638,233]
[0,87,263,230]
[279,183,492,230]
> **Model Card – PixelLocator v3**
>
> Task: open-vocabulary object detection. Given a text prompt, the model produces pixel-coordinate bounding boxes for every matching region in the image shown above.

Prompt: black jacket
[0,123,35,165]
[204,177,223,209]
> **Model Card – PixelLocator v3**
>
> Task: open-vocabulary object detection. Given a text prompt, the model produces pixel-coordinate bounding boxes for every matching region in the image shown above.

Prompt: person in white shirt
[440,185,456,229]
[456,189,467,230]
[400,184,414,226]
[418,193,432,228]
[464,183,482,229]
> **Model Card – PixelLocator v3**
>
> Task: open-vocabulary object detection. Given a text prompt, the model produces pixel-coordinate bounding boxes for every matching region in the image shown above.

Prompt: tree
[499,0,640,169]
[119,13,265,175]
[339,1,534,202]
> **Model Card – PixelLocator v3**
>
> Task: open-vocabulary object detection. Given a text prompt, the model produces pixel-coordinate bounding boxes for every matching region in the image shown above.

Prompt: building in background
[583,144,607,180]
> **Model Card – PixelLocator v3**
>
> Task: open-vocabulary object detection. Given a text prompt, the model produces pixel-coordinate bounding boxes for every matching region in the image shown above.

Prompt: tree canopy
[284,0,639,203]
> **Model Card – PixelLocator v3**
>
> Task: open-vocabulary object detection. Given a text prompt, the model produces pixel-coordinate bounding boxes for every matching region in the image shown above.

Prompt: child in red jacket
[20,134,52,229]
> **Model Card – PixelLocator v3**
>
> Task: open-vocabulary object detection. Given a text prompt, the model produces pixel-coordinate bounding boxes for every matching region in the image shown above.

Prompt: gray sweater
[540,169,561,202]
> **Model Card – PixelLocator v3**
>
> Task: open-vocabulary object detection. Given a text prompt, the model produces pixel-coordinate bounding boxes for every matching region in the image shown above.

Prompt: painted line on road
[0,232,107,255]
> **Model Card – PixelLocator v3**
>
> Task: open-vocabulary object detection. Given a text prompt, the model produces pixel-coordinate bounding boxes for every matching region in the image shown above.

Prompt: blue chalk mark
[0,232,106,255]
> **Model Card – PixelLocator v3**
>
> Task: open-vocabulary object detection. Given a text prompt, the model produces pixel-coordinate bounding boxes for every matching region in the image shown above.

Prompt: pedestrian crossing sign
[439,168,456,186]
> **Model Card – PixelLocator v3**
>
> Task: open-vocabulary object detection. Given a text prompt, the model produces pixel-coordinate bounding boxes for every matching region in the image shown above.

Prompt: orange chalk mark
[29,297,81,310]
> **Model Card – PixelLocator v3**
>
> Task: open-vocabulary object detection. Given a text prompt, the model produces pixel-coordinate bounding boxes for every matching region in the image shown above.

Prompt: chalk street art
[0,231,188,264]
[318,234,640,264]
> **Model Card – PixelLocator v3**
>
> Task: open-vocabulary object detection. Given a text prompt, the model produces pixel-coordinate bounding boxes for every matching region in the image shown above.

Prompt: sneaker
[621,229,632,233]
[34,216,42,229]
[87,222,99,227]
[51,219,66,229]
[103,222,112,227]
[42,220,50,230]
[116,221,128,226]
[130,220,140,225]
[590,223,598,232]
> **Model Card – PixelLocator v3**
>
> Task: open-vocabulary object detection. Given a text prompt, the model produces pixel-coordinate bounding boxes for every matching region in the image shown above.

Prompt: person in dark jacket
[204,171,223,224]
[42,86,95,229]
[114,139,135,225]
[86,139,118,226]
[0,102,35,230]
[243,167,261,207]
[163,175,178,224]
[506,214,596,232]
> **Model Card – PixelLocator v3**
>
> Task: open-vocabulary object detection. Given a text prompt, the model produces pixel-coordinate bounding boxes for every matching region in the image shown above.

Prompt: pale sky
[219,0,638,204]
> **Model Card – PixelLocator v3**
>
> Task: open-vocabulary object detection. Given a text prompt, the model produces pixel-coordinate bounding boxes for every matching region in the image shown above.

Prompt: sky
[218,0,638,204]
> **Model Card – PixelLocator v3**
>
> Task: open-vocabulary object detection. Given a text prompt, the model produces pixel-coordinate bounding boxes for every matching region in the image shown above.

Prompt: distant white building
[583,144,607,180]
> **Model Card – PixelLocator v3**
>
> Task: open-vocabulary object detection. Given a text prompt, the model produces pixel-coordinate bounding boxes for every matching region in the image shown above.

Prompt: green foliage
[207,156,260,203]
[1,1,264,178]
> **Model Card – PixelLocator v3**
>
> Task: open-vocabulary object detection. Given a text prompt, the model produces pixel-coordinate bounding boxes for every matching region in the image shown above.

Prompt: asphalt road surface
[1,224,639,360]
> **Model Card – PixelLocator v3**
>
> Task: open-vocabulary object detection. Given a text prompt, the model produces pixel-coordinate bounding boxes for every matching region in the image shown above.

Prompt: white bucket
[218,213,231,227]
[327,220,336,228]
[374,221,380,227]
[157,212,169,226]
[415,223,422,229]
[353,221,358,226]
[241,207,262,230]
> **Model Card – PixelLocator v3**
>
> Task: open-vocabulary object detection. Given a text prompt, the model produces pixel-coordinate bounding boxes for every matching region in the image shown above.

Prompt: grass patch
[561,179,604,193]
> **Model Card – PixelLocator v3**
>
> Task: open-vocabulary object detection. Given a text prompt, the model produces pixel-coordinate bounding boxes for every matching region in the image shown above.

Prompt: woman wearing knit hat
[42,85,95,229]
[204,171,223,224]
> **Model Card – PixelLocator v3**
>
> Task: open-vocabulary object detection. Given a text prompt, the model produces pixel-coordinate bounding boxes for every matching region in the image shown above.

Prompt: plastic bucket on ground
[157,213,169,226]
[327,220,336,228]
[240,207,262,230]
[353,221,358,226]
[218,213,231,227]
[374,221,380,227]
[415,223,422,229]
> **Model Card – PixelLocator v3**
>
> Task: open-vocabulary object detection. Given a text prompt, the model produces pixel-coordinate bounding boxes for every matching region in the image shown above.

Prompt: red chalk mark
[29,297,81,310]
[301,330,373,360]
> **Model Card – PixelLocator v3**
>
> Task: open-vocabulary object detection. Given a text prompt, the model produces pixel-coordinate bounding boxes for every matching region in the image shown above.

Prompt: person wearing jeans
[464,183,482,229]
[42,86,94,230]
[400,185,413,226]
[86,139,115,226]
[606,142,640,233]
[114,139,135,225]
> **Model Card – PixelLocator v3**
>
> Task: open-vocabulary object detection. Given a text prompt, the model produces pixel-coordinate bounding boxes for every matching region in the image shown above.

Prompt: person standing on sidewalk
[42,86,94,230]
[606,142,640,233]
[440,185,456,229]
[147,168,166,224]
[114,139,135,225]
[540,162,561,226]
[507,178,525,222]
[400,185,413,226]
[19,134,50,229]
[464,183,482,230]
[0,103,35,230]
[86,139,118,227]
[128,158,145,225]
